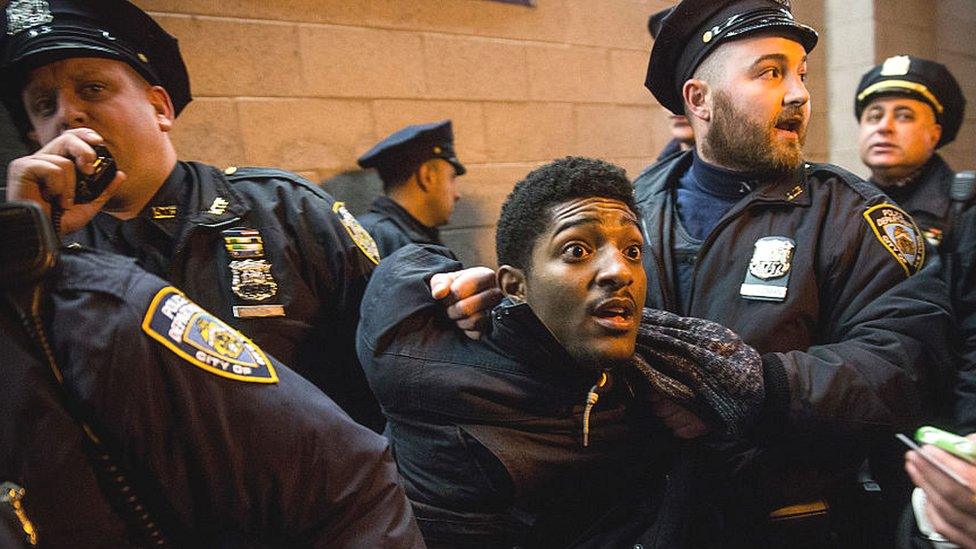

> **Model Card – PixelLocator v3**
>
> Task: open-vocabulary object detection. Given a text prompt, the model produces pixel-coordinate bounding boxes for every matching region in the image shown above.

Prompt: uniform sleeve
[760,207,952,439]
[64,275,423,548]
[950,206,976,433]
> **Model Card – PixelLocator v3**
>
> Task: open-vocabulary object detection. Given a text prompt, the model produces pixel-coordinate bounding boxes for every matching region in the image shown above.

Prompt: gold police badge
[863,203,925,276]
[229,259,278,301]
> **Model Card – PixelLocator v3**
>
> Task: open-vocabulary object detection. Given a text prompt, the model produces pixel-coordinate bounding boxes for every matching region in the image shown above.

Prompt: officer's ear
[497,265,527,301]
[928,122,943,149]
[416,160,436,192]
[683,78,711,122]
[146,84,175,133]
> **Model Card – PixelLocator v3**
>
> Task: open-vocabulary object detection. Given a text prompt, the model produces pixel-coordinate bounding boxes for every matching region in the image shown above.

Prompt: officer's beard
[702,90,806,177]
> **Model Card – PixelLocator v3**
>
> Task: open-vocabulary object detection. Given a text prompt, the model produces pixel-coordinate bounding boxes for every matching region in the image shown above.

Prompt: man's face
[523,197,647,369]
[858,96,941,185]
[425,158,460,227]
[700,35,810,174]
[22,57,174,194]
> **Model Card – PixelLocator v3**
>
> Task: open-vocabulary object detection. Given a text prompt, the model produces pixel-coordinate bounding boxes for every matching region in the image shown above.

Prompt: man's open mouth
[591,297,637,331]
[775,118,802,136]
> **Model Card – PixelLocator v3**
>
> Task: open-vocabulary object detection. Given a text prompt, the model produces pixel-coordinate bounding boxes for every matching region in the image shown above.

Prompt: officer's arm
[90,279,423,547]
[758,218,951,438]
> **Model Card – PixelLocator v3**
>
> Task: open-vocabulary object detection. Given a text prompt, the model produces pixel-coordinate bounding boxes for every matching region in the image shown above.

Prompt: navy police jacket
[0,246,422,547]
[67,161,384,431]
[357,245,671,548]
[634,151,952,505]
[358,196,448,259]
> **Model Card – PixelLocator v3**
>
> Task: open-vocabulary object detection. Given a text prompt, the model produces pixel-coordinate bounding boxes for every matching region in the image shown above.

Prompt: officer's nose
[56,93,89,133]
[784,74,810,108]
[595,247,634,290]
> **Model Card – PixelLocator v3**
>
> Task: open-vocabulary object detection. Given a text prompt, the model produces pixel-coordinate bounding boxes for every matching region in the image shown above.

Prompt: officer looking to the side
[855,56,976,427]
[637,0,951,545]
[358,157,767,548]
[357,120,465,258]
[0,0,496,432]
[647,6,695,161]
[0,201,422,547]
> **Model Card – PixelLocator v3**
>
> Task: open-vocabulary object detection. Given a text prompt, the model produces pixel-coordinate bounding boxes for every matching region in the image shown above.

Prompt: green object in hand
[915,426,976,464]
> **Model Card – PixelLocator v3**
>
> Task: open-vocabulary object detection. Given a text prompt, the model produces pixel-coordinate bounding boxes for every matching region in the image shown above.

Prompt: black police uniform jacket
[358,196,448,259]
[633,151,951,507]
[0,246,422,548]
[357,244,676,548]
[882,155,976,433]
[66,161,384,431]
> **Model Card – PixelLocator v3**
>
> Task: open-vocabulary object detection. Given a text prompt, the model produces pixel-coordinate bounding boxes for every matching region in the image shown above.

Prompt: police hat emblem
[229,259,278,302]
[6,0,53,35]
[333,202,380,265]
[142,287,278,383]
[862,203,925,276]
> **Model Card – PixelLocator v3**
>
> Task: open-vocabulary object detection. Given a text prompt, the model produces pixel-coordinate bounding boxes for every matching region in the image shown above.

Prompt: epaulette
[804,162,886,204]
[220,166,329,199]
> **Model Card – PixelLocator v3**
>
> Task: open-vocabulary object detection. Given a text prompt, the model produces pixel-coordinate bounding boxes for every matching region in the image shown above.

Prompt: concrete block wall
[136,0,672,268]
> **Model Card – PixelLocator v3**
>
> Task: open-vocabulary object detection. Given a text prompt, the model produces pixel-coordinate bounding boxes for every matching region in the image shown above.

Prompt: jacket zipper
[582,371,609,447]
[1,482,37,546]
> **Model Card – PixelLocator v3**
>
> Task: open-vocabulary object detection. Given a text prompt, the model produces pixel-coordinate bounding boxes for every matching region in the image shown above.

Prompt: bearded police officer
[357,120,465,258]
[636,0,952,545]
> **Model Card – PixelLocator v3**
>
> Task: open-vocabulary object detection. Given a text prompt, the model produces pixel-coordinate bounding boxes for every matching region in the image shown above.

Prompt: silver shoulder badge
[142,287,278,383]
[6,0,53,35]
[740,236,796,302]
[863,203,925,276]
[333,201,380,265]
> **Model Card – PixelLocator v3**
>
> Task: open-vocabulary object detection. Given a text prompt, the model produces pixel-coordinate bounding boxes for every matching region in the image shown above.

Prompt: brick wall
[136,0,672,268]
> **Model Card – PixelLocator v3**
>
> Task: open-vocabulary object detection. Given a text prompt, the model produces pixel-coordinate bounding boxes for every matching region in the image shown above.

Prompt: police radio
[0,201,58,290]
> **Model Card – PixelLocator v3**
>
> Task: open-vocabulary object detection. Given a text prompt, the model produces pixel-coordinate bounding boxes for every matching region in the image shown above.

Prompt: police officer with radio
[0,201,422,547]
[855,56,976,430]
[357,120,465,258]
[636,0,952,545]
[0,0,498,432]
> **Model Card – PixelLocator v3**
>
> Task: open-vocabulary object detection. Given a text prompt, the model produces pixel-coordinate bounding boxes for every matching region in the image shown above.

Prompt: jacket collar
[872,155,953,221]
[176,162,250,227]
[369,195,441,242]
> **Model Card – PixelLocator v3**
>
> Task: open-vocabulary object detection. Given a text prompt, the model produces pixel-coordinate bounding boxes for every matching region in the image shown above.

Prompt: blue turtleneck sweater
[673,153,765,311]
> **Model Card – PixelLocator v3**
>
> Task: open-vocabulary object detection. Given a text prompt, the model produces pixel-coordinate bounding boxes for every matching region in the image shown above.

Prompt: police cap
[358,120,466,185]
[855,55,966,148]
[645,0,818,114]
[647,7,674,40]
[0,0,191,138]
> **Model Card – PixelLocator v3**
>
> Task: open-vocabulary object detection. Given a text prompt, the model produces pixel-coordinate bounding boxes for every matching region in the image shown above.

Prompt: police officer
[637,0,952,545]
[0,0,388,430]
[855,56,976,429]
[0,201,422,547]
[647,6,695,161]
[357,120,465,258]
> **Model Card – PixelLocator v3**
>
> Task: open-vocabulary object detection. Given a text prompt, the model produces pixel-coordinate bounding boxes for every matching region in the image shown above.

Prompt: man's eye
[80,83,105,97]
[624,245,642,260]
[896,112,915,122]
[30,98,55,117]
[760,67,780,79]
[562,244,589,260]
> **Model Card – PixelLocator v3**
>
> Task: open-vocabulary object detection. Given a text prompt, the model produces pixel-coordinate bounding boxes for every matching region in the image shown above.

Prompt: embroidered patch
[222,228,264,259]
[229,259,278,301]
[142,287,278,383]
[740,236,795,302]
[333,201,380,265]
[863,203,925,276]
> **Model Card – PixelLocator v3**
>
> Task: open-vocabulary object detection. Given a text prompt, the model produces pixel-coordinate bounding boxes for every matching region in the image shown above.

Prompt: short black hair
[496,156,637,271]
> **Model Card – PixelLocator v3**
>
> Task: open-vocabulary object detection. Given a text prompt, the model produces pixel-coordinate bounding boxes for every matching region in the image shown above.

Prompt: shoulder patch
[862,203,925,276]
[333,202,380,265]
[141,287,278,383]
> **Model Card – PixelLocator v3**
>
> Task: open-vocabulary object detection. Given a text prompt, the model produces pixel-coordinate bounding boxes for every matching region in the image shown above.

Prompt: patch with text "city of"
[142,287,278,383]
[863,203,925,276]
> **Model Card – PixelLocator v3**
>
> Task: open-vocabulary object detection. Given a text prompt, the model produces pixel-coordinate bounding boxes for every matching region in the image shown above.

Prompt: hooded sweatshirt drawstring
[582,371,609,447]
